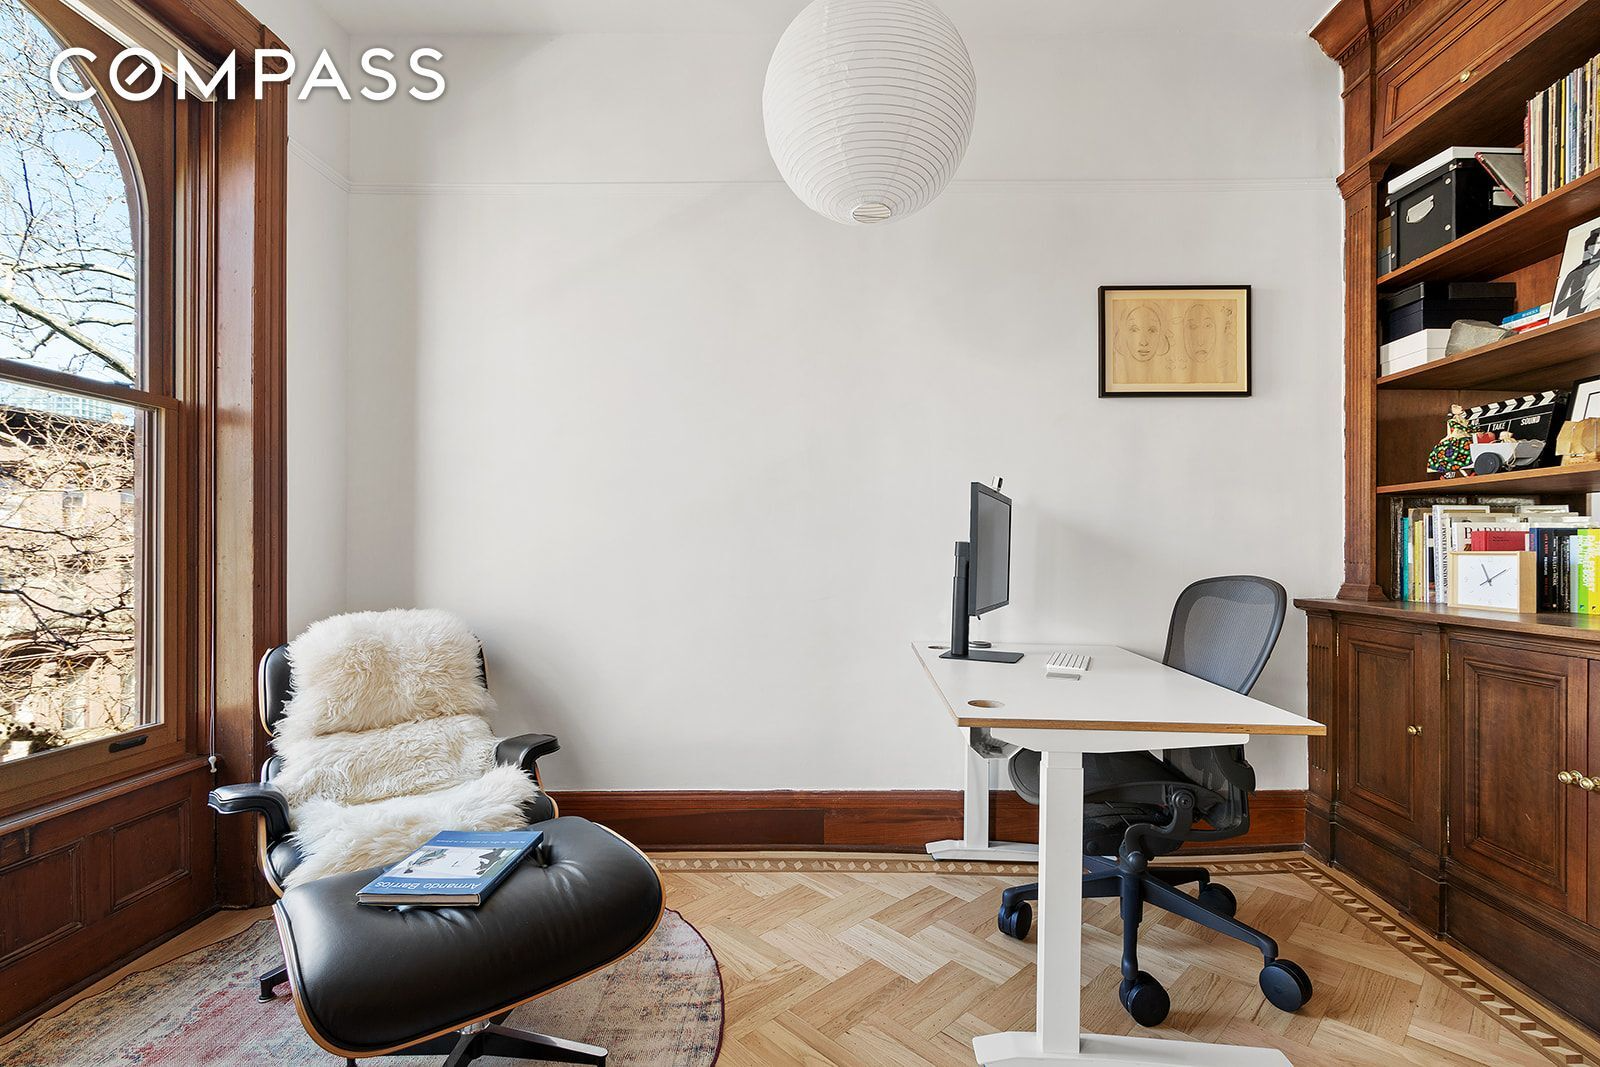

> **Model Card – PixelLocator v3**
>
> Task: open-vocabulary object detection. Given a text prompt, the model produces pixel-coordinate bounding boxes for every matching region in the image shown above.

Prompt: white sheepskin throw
[271,608,538,887]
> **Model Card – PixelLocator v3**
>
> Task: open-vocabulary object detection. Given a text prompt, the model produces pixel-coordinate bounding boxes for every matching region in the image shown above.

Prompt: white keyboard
[1044,651,1091,678]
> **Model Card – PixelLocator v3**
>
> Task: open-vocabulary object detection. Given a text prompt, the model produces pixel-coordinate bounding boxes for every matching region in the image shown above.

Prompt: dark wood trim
[208,39,287,906]
[554,789,1308,854]
[0,756,208,837]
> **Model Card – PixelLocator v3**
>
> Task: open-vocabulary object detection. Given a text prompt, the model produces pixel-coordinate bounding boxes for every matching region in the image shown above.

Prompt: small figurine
[1426,403,1473,477]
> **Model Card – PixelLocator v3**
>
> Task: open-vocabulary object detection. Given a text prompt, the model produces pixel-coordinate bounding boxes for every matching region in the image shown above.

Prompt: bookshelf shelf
[1377,460,1600,496]
[1376,168,1600,290]
[1376,306,1600,390]
[1295,596,1600,644]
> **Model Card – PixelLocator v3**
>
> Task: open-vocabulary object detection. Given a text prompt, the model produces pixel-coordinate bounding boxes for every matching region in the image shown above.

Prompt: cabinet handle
[1405,725,1422,736]
[1581,776,1598,792]
[1560,770,1578,785]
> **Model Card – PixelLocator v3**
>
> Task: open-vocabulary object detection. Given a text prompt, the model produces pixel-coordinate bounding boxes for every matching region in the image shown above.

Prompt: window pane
[0,0,139,385]
[0,381,147,763]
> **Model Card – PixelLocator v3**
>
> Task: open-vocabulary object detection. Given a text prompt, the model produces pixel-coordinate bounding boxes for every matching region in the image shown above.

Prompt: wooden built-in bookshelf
[1305,0,1600,1032]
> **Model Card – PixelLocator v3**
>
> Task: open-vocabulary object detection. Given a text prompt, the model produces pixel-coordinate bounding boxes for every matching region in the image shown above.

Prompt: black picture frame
[1098,285,1253,398]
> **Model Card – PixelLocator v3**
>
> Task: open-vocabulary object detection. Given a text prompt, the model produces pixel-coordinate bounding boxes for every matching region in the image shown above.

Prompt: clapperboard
[1467,390,1570,469]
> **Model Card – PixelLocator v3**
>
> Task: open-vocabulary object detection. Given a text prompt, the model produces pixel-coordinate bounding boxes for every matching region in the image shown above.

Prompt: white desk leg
[927,728,1040,863]
[1037,749,1083,1053]
[963,730,990,847]
[970,746,1293,1067]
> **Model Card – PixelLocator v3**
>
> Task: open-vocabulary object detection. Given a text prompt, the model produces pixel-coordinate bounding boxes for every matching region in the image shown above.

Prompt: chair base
[996,858,1312,1026]
[340,1023,607,1066]
[258,962,288,1001]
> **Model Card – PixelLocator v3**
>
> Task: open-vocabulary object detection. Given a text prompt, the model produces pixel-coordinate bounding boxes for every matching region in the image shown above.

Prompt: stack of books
[1502,304,1552,333]
[1389,497,1600,610]
[1526,50,1600,200]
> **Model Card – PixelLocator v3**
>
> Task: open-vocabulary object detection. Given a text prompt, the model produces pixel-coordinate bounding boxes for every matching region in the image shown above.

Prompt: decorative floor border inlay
[651,852,1313,878]
[1300,862,1595,1067]
[653,854,1042,876]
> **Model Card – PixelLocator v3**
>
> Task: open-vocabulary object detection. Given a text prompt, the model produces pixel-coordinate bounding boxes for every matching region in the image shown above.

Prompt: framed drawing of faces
[1098,285,1251,397]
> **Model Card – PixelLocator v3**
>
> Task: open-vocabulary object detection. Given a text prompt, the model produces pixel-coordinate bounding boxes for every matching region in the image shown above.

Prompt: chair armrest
[209,782,291,840]
[495,732,560,777]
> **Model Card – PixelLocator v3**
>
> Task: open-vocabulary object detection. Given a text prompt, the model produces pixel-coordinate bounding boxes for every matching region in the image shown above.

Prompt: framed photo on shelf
[1571,375,1600,421]
[1551,214,1600,324]
[1098,285,1251,397]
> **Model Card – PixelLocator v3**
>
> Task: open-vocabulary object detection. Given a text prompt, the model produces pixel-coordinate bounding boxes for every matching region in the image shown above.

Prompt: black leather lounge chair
[210,643,664,1066]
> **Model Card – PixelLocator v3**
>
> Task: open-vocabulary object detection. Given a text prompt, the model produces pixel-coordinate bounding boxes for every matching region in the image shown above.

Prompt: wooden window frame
[0,0,285,909]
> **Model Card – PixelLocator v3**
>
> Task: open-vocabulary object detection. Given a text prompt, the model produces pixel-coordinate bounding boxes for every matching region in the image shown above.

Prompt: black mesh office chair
[996,576,1312,1028]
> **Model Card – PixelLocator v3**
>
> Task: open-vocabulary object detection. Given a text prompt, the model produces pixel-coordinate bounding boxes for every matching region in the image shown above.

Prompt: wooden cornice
[1311,0,1374,62]
[1313,0,1433,64]
[130,0,278,64]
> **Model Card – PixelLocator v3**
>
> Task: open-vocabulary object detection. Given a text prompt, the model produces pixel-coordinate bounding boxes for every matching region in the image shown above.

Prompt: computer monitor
[969,483,1011,616]
[941,482,1023,663]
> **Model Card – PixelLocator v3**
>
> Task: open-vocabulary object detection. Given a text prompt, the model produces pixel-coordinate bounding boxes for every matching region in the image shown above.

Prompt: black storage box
[1387,151,1520,270]
[1379,281,1517,343]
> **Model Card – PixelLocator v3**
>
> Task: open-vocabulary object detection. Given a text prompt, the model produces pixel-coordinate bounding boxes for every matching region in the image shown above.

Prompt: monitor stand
[939,541,1023,663]
[943,647,1025,663]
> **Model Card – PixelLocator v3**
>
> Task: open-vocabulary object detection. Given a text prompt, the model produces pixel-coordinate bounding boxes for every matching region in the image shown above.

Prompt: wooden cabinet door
[1338,621,1443,850]
[1449,639,1587,919]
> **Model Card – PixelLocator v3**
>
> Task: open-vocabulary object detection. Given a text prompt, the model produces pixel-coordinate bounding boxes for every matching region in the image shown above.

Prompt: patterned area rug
[0,910,722,1066]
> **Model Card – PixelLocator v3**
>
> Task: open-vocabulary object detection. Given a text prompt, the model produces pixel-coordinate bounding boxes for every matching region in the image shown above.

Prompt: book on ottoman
[358,829,543,906]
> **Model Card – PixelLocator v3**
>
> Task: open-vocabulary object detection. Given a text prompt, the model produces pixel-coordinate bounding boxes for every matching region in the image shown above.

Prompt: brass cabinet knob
[1459,69,1472,83]
[1560,770,1578,785]
[1582,776,1598,792]
[1406,725,1422,736]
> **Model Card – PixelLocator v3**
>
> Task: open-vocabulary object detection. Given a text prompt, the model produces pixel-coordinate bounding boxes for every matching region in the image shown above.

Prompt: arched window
[0,0,138,384]
[0,0,167,772]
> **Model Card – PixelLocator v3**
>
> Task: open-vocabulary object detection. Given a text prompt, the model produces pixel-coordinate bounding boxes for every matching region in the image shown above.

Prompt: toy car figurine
[1469,431,1542,475]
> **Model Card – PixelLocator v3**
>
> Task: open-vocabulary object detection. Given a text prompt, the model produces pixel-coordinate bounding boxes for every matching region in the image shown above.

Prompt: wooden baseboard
[554,788,1307,854]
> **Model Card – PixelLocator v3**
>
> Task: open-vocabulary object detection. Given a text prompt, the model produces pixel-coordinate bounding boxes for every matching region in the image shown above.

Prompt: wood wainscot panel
[0,845,82,967]
[109,802,190,911]
[0,760,213,1034]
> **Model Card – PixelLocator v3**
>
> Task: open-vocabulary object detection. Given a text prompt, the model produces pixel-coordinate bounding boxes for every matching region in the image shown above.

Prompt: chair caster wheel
[1119,971,1170,1027]
[997,900,1032,940]
[1198,883,1237,917]
[1260,959,1313,1012]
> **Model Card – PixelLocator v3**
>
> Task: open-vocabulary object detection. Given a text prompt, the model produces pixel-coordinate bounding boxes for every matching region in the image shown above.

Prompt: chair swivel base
[340,1022,606,1066]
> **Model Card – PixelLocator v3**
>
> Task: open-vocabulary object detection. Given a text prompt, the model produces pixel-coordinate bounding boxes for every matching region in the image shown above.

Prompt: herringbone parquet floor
[657,852,1600,1067]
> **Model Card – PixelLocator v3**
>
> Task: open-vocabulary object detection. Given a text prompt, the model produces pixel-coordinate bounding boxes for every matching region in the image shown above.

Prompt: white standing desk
[913,642,1326,1067]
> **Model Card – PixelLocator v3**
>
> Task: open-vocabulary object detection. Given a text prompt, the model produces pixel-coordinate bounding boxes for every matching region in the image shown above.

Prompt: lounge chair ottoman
[271,817,664,1065]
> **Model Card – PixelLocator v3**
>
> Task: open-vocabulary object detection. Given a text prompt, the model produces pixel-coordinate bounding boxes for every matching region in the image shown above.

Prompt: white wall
[343,19,1344,790]
[249,0,352,631]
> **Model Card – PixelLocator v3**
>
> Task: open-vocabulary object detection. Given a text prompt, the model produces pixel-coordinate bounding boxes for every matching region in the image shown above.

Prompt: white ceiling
[315,0,1334,38]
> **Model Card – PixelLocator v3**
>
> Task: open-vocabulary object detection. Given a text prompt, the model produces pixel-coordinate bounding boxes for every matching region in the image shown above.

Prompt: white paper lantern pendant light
[763,0,977,226]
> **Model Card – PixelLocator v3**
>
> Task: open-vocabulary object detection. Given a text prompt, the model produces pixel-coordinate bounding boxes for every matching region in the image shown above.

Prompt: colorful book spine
[1572,532,1600,615]
[1469,529,1529,551]
[1527,47,1600,200]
